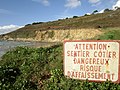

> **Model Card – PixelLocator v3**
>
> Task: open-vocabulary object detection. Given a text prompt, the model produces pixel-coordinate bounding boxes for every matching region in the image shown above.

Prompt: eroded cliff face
[2,29,103,42]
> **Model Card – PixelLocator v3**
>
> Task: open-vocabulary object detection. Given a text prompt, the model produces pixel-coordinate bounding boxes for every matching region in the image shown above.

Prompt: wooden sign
[64,40,120,83]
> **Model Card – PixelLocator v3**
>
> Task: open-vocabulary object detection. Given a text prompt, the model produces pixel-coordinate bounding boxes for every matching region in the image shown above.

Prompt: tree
[32,22,44,25]
[92,10,98,14]
[104,8,111,12]
[84,13,90,16]
[66,17,69,19]
[73,16,78,18]
[25,24,31,27]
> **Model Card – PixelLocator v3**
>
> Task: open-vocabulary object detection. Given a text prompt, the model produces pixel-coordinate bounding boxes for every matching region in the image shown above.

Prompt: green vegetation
[48,31,55,38]
[0,43,120,90]
[0,45,63,90]
[73,16,79,18]
[25,22,44,26]
[32,22,44,25]
[92,10,98,14]
[3,27,36,39]
[94,28,120,40]
[104,8,112,13]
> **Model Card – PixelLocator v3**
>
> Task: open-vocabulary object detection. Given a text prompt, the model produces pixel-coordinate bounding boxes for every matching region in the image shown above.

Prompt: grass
[94,27,120,40]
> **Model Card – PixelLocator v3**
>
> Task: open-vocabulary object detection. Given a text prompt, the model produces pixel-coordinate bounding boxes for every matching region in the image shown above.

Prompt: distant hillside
[0,9,120,42]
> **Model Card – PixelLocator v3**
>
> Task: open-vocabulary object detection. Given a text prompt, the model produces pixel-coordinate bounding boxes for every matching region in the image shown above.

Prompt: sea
[0,40,57,57]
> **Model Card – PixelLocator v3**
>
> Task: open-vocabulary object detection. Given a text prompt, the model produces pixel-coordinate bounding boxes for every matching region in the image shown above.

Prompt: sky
[0,0,120,34]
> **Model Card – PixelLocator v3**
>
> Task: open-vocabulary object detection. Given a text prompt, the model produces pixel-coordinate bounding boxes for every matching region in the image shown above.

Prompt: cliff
[1,29,102,42]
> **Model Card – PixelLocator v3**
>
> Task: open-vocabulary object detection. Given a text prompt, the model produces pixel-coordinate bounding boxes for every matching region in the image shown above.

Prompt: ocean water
[0,40,57,57]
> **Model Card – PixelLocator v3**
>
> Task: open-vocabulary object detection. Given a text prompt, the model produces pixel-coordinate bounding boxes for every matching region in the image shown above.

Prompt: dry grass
[34,28,103,42]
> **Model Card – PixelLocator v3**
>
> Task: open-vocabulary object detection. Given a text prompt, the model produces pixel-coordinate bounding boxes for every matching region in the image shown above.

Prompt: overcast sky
[0,0,120,32]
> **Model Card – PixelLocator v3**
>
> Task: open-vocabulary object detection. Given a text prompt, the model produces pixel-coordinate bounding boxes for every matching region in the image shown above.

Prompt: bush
[0,45,120,89]
[25,24,31,27]
[0,45,63,90]
[73,16,79,18]
[92,10,98,14]
[84,14,90,16]
[32,22,44,25]
[104,8,112,12]
[66,17,69,19]
[48,31,55,38]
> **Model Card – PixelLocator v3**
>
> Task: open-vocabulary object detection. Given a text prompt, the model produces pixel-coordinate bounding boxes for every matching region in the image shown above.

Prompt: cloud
[98,9,104,13]
[0,9,12,14]
[112,0,120,9]
[65,0,81,9]
[88,0,100,3]
[0,25,23,35]
[32,0,50,6]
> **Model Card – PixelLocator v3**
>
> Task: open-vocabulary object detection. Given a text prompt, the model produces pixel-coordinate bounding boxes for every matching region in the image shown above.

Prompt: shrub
[73,16,79,18]
[48,31,55,38]
[0,45,120,89]
[25,24,31,27]
[66,17,69,19]
[92,10,98,14]
[32,22,44,25]
[104,8,112,12]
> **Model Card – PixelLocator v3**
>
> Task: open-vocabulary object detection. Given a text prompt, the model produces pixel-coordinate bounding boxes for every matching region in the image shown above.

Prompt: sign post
[64,40,120,83]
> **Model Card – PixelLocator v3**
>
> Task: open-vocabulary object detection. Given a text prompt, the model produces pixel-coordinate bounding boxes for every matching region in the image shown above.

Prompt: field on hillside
[0,9,120,41]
